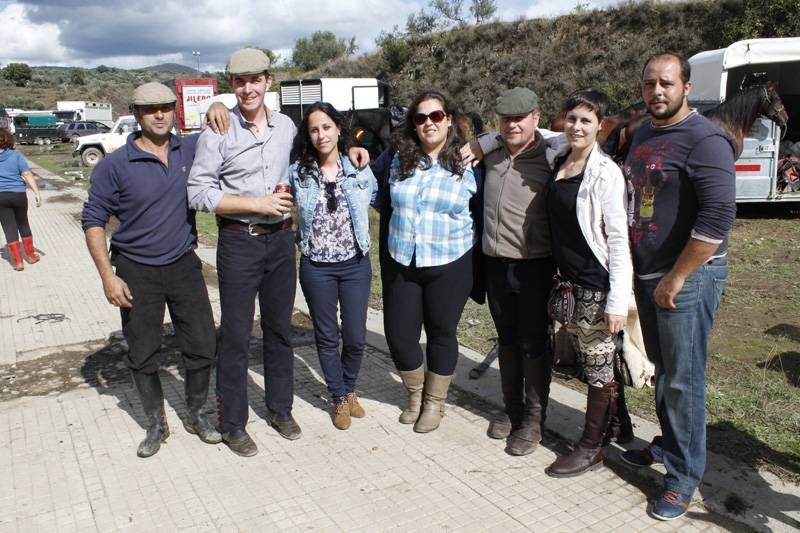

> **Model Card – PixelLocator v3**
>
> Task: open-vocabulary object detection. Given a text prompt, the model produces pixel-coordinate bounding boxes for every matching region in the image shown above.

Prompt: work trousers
[111,250,216,374]
[216,227,296,434]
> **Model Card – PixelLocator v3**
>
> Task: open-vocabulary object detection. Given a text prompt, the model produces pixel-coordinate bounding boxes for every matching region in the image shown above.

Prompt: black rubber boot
[487,346,524,439]
[505,355,549,456]
[546,381,617,477]
[131,371,169,458]
[183,368,222,444]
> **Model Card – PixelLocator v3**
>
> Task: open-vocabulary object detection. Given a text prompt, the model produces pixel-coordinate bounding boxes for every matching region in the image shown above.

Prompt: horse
[549,80,789,162]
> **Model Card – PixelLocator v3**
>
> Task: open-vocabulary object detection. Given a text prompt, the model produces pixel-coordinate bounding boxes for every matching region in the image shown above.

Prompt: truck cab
[73,115,139,167]
[689,38,800,202]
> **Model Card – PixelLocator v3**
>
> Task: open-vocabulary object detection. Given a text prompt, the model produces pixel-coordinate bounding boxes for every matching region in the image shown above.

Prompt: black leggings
[0,192,32,243]
[382,249,473,375]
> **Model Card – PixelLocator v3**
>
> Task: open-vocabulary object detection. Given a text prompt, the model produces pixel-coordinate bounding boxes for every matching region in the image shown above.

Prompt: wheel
[44,138,51,145]
[81,147,104,167]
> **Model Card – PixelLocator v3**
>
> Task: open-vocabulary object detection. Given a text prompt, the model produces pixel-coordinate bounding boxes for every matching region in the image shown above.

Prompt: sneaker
[332,398,351,430]
[620,436,664,467]
[347,392,365,418]
[266,409,302,440]
[650,490,691,521]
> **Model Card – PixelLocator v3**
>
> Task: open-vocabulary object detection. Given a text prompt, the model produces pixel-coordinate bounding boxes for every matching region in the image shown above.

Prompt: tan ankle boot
[413,371,453,433]
[398,366,424,424]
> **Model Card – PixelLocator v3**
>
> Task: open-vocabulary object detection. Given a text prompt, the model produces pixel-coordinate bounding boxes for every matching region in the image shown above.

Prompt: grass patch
[18,143,90,186]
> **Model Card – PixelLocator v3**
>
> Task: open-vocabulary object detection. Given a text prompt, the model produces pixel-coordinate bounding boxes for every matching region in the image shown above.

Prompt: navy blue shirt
[82,132,200,266]
[623,112,736,277]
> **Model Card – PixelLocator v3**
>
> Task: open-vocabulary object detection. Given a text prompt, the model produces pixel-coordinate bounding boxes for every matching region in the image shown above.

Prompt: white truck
[279,78,389,124]
[55,101,113,127]
[689,38,800,202]
[73,115,139,167]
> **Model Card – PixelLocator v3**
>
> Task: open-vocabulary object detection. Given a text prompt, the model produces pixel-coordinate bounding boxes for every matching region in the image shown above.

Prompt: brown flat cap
[226,48,270,76]
[132,82,176,105]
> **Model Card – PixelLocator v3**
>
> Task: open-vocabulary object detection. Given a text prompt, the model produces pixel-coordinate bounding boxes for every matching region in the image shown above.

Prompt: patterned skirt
[565,284,618,387]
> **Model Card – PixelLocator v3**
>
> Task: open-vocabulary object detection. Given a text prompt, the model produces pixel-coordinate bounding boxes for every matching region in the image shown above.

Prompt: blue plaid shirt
[388,154,477,267]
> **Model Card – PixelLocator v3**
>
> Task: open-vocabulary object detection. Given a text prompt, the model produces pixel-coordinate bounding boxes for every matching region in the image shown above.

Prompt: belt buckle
[248,223,260,236]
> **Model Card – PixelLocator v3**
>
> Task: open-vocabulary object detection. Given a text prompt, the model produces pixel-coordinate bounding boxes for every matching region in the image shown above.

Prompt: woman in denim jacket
[289,102,377,430]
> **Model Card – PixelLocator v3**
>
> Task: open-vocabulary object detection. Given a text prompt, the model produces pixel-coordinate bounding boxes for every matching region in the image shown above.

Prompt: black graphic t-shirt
[623,112,736,277]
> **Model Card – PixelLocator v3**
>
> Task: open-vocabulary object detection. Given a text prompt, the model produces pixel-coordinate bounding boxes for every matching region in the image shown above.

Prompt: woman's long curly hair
[293,102,352,177]
[392,90,465,180]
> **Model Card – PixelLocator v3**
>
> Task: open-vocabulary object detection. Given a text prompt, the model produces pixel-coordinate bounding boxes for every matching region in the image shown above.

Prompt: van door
[735,117,779,202]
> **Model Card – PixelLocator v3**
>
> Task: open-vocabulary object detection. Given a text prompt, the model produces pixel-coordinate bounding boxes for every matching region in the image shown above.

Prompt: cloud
[3,0,415,70]
[1,3,70,65]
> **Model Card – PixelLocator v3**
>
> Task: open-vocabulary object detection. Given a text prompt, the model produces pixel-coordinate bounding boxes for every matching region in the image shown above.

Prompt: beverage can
[274,183,291,194]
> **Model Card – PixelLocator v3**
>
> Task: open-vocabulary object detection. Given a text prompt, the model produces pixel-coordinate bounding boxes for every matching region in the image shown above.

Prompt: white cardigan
[546,135,633,317]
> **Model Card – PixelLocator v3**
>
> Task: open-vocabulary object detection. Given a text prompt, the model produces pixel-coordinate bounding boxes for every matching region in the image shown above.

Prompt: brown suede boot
[332,398,351,430]
[347,392,365,418]
[413,371,453,433]
[398,366,424,424]
[505,355,549,456]
[487,345,523,439]
[545,381,617,477]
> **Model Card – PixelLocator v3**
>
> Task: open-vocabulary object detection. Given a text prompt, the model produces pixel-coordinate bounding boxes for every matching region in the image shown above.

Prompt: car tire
[81,147,104,167]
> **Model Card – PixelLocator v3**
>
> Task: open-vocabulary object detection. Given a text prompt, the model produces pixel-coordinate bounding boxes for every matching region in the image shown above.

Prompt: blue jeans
[634,257,727,495]
[299,254,372,400]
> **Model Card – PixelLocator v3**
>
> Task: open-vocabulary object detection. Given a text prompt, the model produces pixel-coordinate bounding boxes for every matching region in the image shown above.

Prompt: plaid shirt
[388,154,477,267]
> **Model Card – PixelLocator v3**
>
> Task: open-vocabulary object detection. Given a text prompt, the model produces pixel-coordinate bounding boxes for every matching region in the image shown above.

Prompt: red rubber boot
[7,241,24,271]
[22,236,40,263]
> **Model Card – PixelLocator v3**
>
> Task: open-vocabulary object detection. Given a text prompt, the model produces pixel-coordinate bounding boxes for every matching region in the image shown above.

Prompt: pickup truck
[73,115,139,167]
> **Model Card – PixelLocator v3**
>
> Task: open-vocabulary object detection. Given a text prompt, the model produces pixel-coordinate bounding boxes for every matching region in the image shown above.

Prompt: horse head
[761,81,789,130]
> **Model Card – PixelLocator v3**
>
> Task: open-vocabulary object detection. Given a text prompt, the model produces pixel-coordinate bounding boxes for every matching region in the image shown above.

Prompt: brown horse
[550,81,789,162]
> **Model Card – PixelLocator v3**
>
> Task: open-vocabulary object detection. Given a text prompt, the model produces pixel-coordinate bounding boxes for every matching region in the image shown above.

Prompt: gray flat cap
[132,82,176,105]
[226,48,270,76]
[495,87,539,116]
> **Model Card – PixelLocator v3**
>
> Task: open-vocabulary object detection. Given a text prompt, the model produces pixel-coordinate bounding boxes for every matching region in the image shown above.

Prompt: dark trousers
[0,191,32,243]
[485,255,555,357]
[112,251,216,374]
[216,227,296,433]
[383,250,473,375]
[299,254,371,401]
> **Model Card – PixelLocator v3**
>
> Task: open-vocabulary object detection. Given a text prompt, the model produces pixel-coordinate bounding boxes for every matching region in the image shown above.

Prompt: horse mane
[702,85,765,134]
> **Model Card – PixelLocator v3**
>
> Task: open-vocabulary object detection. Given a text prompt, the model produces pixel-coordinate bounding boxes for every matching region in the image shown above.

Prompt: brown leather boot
[505,355,549,456]
[545,381,617,477]
[332,398,351,430]
[487,345,523,439]
[7,241,23,271]
[347,392,365,418]
[604,381,634,445]
[398,365,424,424]
[413,371,453,433]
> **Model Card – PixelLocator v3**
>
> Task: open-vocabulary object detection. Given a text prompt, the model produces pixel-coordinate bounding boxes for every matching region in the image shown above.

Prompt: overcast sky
[1,0,627,71]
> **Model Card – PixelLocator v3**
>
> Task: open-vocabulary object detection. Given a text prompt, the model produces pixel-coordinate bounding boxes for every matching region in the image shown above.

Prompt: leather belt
[217,217,292,236]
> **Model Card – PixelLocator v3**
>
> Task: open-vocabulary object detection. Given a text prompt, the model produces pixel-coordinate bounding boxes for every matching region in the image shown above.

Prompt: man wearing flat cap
[472,87,556,457]
[188,48,301,456]
[82,82,221,458]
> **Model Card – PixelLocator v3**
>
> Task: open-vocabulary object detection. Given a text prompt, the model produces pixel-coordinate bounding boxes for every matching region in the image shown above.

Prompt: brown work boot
[332,398,351,430]
[505,355,549,456]
[488,345,523,439]
[347,392,365,418]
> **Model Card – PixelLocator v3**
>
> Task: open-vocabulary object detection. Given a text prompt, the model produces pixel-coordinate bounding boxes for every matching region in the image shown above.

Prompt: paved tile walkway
[0,163,797,532]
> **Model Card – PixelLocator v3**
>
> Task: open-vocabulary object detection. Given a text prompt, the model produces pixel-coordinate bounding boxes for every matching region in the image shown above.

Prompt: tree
[2,63,32,87]
[69,68,86,85]
[291,31,358,71]
[432,0,465,24]
[406,10,443,35]
[376,28,412,73]
[469,0,496,23]
[259,49,281,68]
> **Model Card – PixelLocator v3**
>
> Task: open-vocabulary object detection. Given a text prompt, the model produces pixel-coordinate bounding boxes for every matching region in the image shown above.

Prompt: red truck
[174,78,218,133]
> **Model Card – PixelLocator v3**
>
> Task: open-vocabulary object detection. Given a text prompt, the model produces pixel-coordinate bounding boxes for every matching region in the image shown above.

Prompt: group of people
[78,48,735,522]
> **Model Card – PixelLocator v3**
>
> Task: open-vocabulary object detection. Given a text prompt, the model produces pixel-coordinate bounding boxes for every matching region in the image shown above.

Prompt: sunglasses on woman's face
[413,110,447,126]
[324,182,337,212]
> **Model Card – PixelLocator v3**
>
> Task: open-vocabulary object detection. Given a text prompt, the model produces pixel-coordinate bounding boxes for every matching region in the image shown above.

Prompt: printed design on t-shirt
[624,140,673,247]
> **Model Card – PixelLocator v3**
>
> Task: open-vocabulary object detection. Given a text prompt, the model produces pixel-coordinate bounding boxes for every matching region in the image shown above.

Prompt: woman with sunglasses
[542,88,632,477]
[289,102,377,430]
[383,90,477,433]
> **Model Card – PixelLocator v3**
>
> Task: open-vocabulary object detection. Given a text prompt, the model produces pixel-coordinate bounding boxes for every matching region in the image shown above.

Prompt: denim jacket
[290,155,378,257]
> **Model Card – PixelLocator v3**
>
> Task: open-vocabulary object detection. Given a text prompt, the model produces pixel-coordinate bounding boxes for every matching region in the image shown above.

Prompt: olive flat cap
[132,82,176,105]
[495,87,539,116]
[226,48,270,76]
